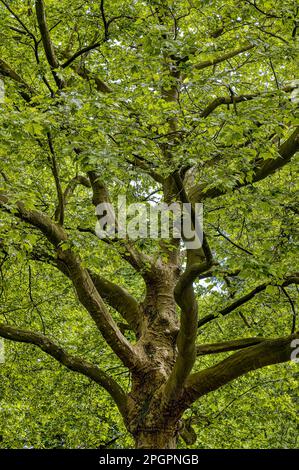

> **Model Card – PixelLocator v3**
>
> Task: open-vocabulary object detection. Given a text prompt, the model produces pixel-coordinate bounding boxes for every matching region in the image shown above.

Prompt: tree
[0,0,298,449]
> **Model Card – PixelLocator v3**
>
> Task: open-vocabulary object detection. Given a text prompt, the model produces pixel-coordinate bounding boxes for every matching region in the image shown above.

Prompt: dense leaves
[0,0,298,449]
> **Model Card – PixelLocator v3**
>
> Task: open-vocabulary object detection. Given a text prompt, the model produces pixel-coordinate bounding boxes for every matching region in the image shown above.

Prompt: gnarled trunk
[125,269,181,450]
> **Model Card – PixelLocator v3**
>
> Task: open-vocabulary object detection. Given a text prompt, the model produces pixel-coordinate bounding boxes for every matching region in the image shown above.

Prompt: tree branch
[182,333,299,408]
[0,0,37,42]
[70,63,112,94]
[126,154,164,184]
[212,224,254,255]
[0,322,127,418]
[63,175,91,206]
[194,44,255,71]
[27,247,141,336]
[88,171,154,276]
[189,126,299,202]
[35,0,64,89]
[196,336,267,356]
[47,133,64,225]
[0,58,33,102]
[0,194,144,369]
[199,85,297,118]
[244,0,282,19]
[100,0,109,41]
[197,274,299,328]
[89,271,141,334]
[280,286,297,334]
[61,42,103,69]
[162,172,214,405]
[163,279,198,405]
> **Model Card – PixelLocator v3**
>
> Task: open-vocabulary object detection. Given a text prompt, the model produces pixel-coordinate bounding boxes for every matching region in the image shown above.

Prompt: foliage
[0,0,298,449]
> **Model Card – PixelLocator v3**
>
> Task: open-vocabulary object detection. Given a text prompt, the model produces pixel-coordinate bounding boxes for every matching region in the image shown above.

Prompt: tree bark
[134,429,178,449]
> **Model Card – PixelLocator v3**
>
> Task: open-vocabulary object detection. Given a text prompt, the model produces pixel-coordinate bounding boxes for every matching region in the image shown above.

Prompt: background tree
[0,0,298,449]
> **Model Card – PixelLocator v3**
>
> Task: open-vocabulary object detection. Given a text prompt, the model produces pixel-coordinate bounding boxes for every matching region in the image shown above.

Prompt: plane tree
[0,0,298,448]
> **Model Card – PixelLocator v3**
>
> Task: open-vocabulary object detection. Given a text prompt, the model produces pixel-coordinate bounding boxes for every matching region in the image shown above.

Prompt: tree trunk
[134,429,178,449]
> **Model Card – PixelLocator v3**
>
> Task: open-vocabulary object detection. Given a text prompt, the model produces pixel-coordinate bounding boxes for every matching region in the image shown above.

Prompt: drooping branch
[194,44,255,71]
[182,332,299,408]
[189,126,299,202]
[0,322,128,418]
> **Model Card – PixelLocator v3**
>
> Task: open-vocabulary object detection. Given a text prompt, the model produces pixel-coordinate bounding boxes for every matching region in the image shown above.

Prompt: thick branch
[172,171,213,266]
[0,323,127,418]
[0,194,143,369]
[183,333,299,407]
[57,260,143,370]
[254,126,299,182]
[163,281,198,405]
[200,93,259,118]
[0,194,67,247]
[27,248,141,336]
[127,154,164,184]
[88,271,141,335]
[171,171,214,296]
